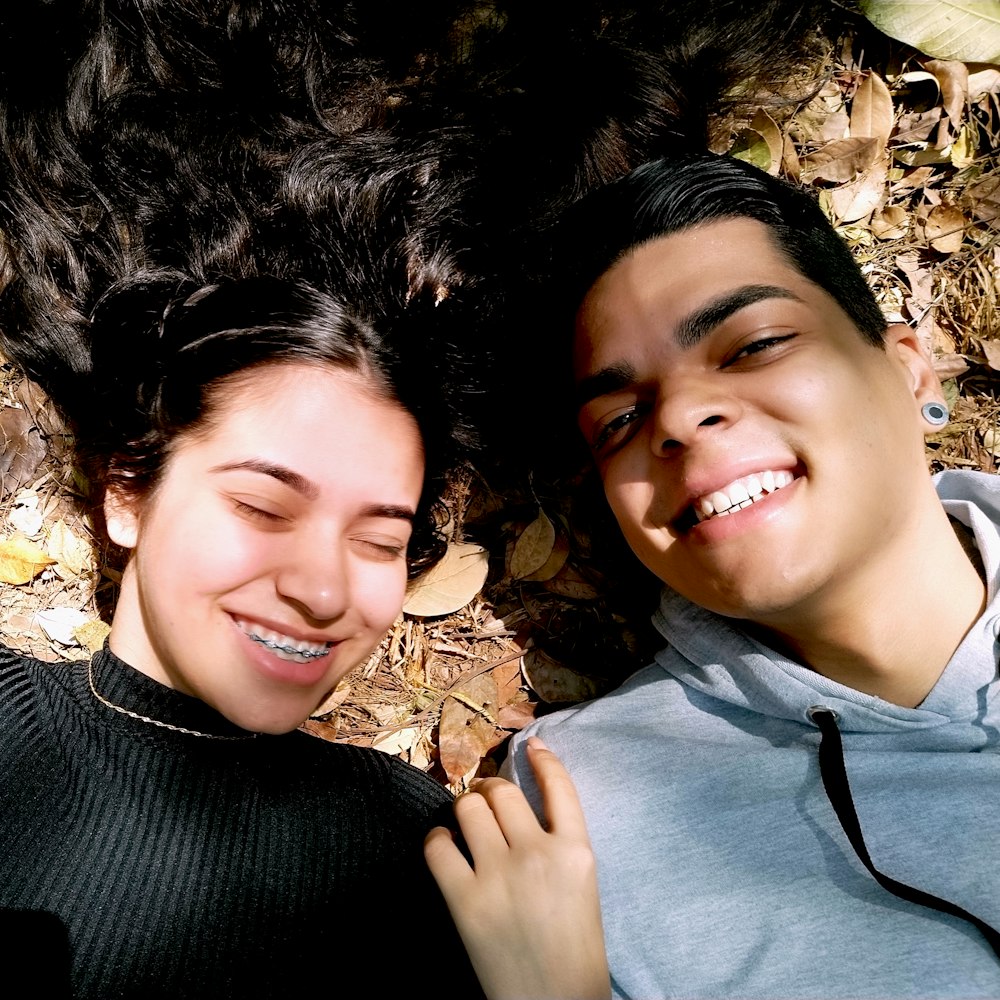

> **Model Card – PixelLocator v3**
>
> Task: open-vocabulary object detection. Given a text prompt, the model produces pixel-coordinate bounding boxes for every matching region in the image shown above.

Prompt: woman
[0,272,607,999]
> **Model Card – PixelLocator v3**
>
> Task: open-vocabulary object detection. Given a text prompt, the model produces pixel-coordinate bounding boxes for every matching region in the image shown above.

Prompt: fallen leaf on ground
[925,204,967,252]
[0,407,46,501]
[35,607,91,646]
[47,519,94,577]
[403,542,489,617]
[520,531,570,582]
[0,533,55,584]
[510,510,556,579]
[850,71,894,145]
[521,648,601,704]
[861,0,1000,64]
[438,672,501,785]
[74,619,111,654]
[801,137,881,183]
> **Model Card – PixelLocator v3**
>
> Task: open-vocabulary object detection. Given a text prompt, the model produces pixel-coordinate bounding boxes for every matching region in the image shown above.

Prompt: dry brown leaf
[521,648,600,705]
[543,563,601,601]
[520,532,570,583]
[403,542,489,617]
[850,72,894,145]
[438,672,500,785]
[0,533,56,585]
[925,59,970,133]
[801,137,881,183]
[47,519,94,577]
[895,107,943,145]
[933,353,971,379]
[0,407,46,502]
[925,204,967,252]
[980,338,1000,371]
[498,701,537,731]
[372,726,421,757]
[969,67,1000,100]
[509,510,556,580]
[828,157,889,223]
[967,173,1000,227]
[820,110,851,142]
[871,205,910,239]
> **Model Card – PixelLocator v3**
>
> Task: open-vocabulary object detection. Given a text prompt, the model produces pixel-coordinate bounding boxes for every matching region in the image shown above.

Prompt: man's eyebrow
[210,459,320,500]
[675,284,801,348]
[575,284,802,410]
[575,362,638,409]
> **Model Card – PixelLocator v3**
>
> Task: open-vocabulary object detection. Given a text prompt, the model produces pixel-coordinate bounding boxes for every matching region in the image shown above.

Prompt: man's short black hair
[558,152,888,346]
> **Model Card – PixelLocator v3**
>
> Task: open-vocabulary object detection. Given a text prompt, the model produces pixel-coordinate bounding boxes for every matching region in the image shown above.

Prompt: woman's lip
[228,612,337,647]
[233,621,337,688]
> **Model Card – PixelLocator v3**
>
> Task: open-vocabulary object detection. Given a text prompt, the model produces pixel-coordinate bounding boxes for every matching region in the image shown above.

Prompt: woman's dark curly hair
[78,272,463,575]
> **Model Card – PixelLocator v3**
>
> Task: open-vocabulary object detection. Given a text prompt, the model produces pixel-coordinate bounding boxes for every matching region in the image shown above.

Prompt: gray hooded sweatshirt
[504,470,1000,999]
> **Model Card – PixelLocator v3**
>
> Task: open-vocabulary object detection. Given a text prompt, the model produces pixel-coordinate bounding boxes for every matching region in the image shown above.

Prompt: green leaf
[860,0,1000,63]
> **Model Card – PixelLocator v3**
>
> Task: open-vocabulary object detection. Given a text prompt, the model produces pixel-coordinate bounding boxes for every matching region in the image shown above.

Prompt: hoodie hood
[652,470,1000,738]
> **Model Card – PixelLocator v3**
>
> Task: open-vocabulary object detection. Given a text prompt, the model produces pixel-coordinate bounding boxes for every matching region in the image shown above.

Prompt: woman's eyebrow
[210,459,319,499]
[362,504,416,522]
[675,284,801,348]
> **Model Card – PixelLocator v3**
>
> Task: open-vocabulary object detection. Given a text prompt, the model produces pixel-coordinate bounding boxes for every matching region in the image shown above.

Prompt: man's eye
[592,408,644,454]
[723,333,797,366]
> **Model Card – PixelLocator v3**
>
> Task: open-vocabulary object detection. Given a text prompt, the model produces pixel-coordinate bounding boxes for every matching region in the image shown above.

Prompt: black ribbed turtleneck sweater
[0,644,480,998]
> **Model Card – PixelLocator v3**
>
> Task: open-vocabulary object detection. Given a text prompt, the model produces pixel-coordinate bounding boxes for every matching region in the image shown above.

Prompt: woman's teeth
[238,623,332,662]
[695,470,794,522]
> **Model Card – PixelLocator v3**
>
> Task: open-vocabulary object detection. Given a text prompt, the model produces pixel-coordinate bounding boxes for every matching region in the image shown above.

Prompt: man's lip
[227,613,340,647]
[669,461,802,529]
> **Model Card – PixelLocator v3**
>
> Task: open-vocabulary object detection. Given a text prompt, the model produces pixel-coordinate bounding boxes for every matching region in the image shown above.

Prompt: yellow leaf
[47,519,94,577]
[729,128,774,173]
[510,511,556,580]
[0,533,55,585]
[74,619,112,655]
[403,542,489,617]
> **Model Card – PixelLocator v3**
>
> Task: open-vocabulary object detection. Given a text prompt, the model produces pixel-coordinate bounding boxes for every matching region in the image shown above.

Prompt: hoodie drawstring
[810,707,1000,961]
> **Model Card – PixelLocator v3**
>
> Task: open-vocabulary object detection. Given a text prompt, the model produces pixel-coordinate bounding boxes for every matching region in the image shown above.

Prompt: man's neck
[749,504,988,709]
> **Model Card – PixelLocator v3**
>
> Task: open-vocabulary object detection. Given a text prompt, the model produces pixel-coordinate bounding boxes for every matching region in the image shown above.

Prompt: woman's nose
[275,533,351,623]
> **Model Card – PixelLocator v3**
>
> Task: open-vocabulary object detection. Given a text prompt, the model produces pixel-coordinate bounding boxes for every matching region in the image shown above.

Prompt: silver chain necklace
[87,658,259,740]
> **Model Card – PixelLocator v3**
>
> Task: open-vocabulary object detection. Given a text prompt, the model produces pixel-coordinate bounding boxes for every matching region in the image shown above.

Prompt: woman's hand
[424,737,610,1000]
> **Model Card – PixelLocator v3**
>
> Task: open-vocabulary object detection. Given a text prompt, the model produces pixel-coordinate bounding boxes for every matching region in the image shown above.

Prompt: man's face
[574,217,938,627]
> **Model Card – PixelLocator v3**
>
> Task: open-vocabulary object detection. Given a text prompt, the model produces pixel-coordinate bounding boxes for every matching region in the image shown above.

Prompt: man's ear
[886,323,944,412]
[104,488,139,550]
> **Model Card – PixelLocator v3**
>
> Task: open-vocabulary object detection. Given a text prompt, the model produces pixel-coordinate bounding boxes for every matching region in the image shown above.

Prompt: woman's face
[105,362,425,734]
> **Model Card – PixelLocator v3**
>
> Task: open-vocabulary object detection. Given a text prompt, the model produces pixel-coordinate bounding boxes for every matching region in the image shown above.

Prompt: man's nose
[650,379,743,455]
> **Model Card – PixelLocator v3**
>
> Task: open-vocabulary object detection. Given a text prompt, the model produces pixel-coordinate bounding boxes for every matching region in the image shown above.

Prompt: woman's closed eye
[231,498,289,525]
[354,536,408,561]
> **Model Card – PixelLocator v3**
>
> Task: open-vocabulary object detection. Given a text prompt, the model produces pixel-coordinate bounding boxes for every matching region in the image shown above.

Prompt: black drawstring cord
[811,706,1000,961]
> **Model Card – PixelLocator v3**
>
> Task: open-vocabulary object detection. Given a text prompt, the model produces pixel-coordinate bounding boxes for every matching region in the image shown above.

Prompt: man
[504,153,1000,999]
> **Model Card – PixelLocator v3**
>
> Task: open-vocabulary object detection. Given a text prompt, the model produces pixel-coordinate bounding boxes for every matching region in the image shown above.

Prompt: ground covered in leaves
[1,19,998,790]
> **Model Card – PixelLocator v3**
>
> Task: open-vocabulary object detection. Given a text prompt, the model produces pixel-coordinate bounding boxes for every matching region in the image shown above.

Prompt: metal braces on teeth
[248,633,330,659]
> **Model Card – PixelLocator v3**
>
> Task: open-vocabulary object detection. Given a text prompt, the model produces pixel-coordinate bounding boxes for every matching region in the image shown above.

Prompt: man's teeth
[695,470,794,522]
[239,623,333,663]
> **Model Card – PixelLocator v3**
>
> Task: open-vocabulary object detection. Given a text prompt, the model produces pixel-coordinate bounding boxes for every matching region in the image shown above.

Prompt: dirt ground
[1,22,998,791]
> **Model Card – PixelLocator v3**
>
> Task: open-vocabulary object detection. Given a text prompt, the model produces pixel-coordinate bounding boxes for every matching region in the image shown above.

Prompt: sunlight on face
[106,363,425,734]
[574,218,937,625]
